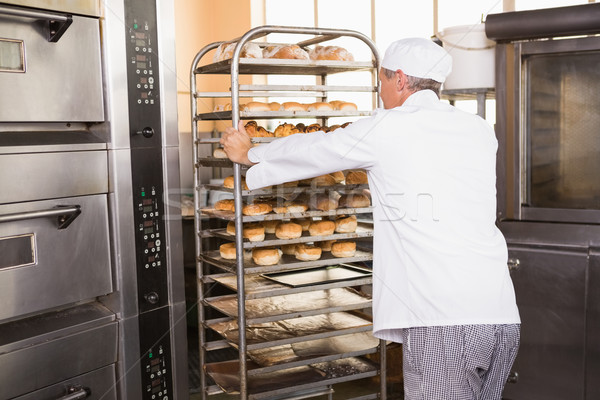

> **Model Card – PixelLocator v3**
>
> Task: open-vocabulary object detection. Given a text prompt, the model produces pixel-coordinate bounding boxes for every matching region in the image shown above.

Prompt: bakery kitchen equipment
[0,1,187,399]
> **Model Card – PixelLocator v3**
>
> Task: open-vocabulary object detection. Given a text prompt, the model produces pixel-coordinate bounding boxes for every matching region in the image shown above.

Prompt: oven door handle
[54,385,91,400]
[0,205,81,229]
[0,4,72,42]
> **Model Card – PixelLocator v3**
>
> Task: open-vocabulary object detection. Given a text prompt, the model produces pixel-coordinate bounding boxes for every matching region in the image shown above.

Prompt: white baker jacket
[245,90,521,342]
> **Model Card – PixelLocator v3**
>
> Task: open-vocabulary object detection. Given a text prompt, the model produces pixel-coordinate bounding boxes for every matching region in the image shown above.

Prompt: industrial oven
[0,1,187,399]
[486,4,600,400]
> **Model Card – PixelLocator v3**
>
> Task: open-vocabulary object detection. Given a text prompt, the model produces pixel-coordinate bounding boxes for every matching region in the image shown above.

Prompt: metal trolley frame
[190,25,385,400]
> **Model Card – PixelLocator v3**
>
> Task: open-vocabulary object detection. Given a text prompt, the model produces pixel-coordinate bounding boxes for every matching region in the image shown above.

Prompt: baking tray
[205,287,371,322]
[206,311,372,348]
[208,268,373,299]
[200,249,373,275]
[196,109,372,121]
[204,356,377,397]
[261,264,372,287]
[200,206,373,222]
[200,183,368,196]
[204,221,373,249]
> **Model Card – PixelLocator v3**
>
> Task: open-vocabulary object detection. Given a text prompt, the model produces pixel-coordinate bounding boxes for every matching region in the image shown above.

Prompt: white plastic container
[437,24,496,90]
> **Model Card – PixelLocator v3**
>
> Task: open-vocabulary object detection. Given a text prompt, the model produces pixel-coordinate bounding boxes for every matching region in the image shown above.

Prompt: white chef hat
[381,38,452,83]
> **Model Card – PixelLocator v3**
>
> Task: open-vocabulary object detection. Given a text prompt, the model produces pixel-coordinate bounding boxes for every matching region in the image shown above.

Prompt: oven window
[0,234,36,270]
[526,51,600,209]
[0,39,25,73]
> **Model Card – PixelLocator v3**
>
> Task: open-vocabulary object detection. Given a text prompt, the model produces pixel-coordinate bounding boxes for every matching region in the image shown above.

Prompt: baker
[221,37,520,400]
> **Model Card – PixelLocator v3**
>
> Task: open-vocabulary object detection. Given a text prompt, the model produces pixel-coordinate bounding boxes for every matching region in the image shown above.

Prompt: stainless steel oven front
[0,1,187,399]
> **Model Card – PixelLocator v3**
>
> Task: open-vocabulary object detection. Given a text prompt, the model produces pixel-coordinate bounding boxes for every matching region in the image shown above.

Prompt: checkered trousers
[401,324,520,400]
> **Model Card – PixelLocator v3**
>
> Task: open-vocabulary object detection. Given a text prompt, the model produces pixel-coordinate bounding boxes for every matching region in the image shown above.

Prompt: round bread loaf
[335,215,357,233]
[284,201,309,214]
[252,247,281,266]
[226,220,236,235]
[275,222,302,239]
[214,42,263,62]
[214,199,235,212]
[345,170,368,185]
[242,203,272,216]
[308,220,336,236]
[294,218,311,231]
[330,171,345,184]
[219,242,237,259]
[331,241,356,258]
[306,102,333,112]
[309,193,339,211]
[316,240,337,252]
[269,102,281,111]
[295,243,322,261]
[243,222,265,242]
[223,175,248,190]
[339,194,371,208]
[309,45,354,61]
[242,102,271,112]
[262,220,280,234]
[213,147,227,159]
[337,101,357,111]
[312,174,337,187]
[263,44,309,60]
[281,243,297,255]
[281,102,307,112]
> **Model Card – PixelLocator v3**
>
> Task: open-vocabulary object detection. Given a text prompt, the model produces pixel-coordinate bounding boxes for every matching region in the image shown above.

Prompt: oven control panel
[124,0,174,399]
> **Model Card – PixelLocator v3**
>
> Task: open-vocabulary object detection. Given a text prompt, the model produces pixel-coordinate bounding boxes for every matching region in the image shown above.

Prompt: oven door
[0,193,112,321]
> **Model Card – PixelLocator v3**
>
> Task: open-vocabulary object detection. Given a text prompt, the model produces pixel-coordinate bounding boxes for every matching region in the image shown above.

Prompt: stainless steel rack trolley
[190,26,385,400]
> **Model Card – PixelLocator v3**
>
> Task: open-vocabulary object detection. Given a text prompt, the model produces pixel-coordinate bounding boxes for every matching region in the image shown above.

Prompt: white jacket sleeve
[246,116,377,190]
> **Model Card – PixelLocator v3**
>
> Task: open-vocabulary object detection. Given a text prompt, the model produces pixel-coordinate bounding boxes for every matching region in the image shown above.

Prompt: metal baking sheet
[200,249,373,275]
[194,58,375,75]
[201,183,368,196]
[248,332,379,367]
[196,109,371,121]
[207,311,372,347]
[209,265,372,297]
[205,359,325,395]
[200,206,373,222]
[206,287,371,320]
[205,222,373,249]
[204,356,378,396]
[261,264,372,287]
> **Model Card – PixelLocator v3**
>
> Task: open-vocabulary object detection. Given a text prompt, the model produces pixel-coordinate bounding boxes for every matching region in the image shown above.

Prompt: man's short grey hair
[381,67,442,97]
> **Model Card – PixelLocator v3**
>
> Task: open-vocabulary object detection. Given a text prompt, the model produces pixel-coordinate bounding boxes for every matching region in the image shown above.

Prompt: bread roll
[311,174,337,187]
[325,125,341,132]
[338,194,371,208]
[340,121,353,128]
[331,241,356,258]
[213,147,228,159]
[309,193,339,211]
[305,123,322,133]
[269,102,281,111]
[294,218,311,231]
[215,199,235,212]
[281,102,307,112]
[242,203,272,216]
[226,221,236,235]
[263,44,309,60]
[252,247,281,265]
[219,242,237,259]
[262,220,280,234]
[335,215,357,233]
[281,243,297,255]
[306,102,333,112]
[274,123,301,137]
[337,102,358,111]
[275,222,302,239]
[284,201,309,214]
[243,222,265,241]
[242,102,271,112]
[294,244,322,261]
[214,42,262,62]
[309,45,354,61]
[316,240,336,252]
[308,220,336,236]
[223,175,248,190]
[331,171,345,184]
[345,170,368,185]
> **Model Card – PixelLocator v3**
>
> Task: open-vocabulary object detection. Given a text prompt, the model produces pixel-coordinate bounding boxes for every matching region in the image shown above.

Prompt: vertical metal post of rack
[190,41,221,400]
[230,38,249,400]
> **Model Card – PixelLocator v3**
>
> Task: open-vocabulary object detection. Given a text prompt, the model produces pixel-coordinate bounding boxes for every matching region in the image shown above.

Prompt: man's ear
[395,70,406,91]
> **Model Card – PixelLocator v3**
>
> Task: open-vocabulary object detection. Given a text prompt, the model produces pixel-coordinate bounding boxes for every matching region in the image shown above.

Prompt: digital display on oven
[0,39,25,73]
